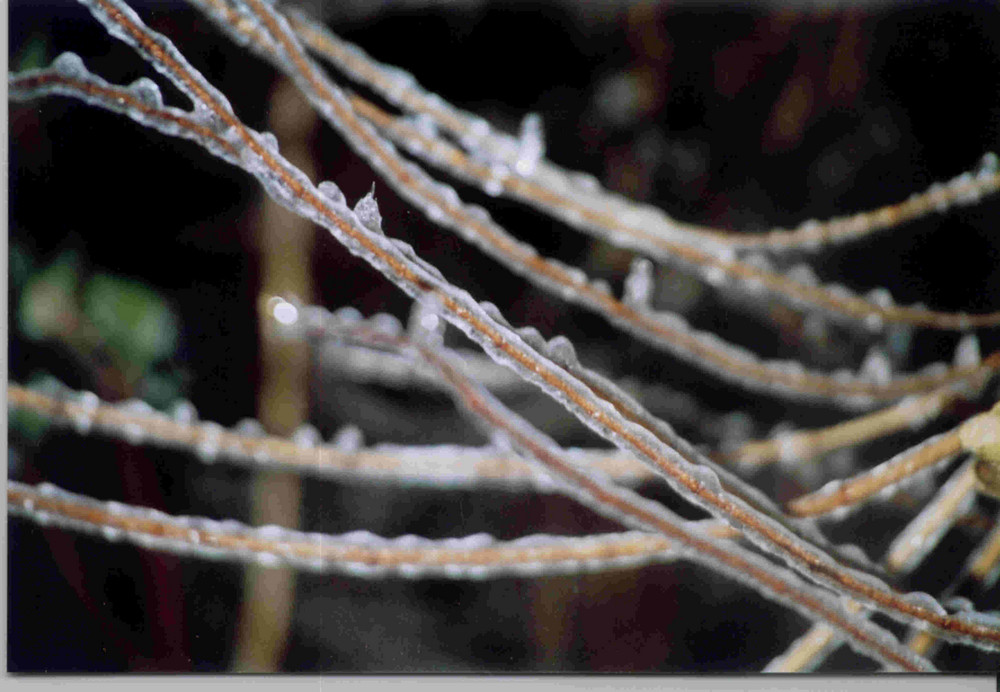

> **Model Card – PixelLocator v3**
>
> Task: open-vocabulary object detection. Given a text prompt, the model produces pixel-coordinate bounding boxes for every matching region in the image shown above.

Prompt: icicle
[623,257,654,310]
[514,113,545,176]
[353,186,384,235]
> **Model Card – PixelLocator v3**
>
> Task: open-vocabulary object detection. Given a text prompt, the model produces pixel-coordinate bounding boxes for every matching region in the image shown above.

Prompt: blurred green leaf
[18,251,80,341]
[13,34,48,72]
[82,274,179,370]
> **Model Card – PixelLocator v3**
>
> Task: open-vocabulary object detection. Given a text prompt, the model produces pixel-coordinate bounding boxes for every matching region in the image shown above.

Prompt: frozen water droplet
[101,524,123,542]
[332,425,363,452]
[196,422,224,462]
[51,52,87,77]
[72,391,99,434]
[591,278,612,296]
[318,180,346,207]
[370,312,403,337]
[483,163,509,196]
[128,77,163,108]
[258,131,279,152]
[353,187,383,235]
[333,306,363,326]
[291,424,321,448]
[976,152,999,179]
[170,400,198,425]
[546,336,578,366]
[861,347,892,386]
[122,422,146,445]
[687,465,724,498]
[514,113,545,176]
[954,333,981,368]
[903,591,948,617]
[408,297,445,345]
[255,551,281,568]
[623,258,653,309]
[787,263,819,287]
[235,418,265,437]
[120,398,153,416]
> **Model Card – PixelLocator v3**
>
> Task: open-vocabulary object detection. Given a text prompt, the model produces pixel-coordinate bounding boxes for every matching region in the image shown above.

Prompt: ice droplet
[258,131,279,152]
[787,263,819,287]
[318,180,347,207]
[72,391,100,434]
[170,400,199,425]
[408,297,445,345]
[902,591,948,618]
[128,77,163,108]
[976,152,999,179]
[235,418,265,438]
[370,312,403,337]
[332,425,363,452]
[291,424,321,448]
[196,422,224,462]
[546,336,578,366]
[51,52,87,77]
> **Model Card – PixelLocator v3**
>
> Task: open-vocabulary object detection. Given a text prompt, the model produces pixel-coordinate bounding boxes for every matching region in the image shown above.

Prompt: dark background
[8,0,1000,672]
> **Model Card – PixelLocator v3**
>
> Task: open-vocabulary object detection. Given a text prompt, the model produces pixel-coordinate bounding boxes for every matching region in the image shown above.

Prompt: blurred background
[8,0,1000,672]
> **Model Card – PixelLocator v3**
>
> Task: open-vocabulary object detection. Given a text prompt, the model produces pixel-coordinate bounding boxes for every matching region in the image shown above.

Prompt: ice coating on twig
[13,0,998,659]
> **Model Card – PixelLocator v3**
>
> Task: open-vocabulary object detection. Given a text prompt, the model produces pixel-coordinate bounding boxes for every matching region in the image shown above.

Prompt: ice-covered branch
[11,0,1000,654]
[7,480,737,579]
